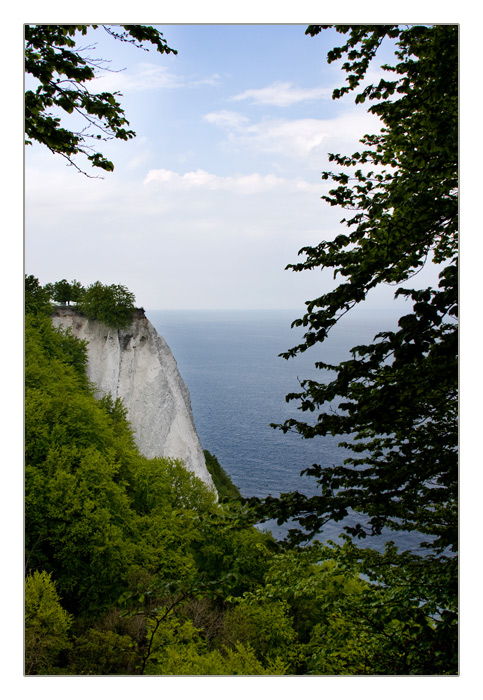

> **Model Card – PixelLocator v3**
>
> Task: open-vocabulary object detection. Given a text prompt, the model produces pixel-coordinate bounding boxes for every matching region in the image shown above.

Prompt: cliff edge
[52,307,216,492]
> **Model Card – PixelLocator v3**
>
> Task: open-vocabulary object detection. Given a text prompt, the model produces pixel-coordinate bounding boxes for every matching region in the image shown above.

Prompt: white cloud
[204,110,250,129]
[92,63,220,93]
[241,118,331,160]
[231,81,332,106]
[191,73,221,87]
[204,108,382,166]
[143,168,320,195]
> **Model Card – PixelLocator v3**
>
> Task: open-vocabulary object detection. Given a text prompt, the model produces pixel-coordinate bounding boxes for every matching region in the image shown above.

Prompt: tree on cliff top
[25,25,176,175]
[25,275,52,316]
[253,24,458,554]
[77,281,136,328]
[45,279,85,306]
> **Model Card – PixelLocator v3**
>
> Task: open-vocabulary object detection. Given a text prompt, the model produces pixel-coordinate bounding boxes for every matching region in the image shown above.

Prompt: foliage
[26,258,458,674]
[25,303,274,671]
[130,455,217,515]
[190,502,278,599]
[24,303,280,669]
[45,278,85,305]
[25,274,52,316]
[239,540,457,675]
[76,280,136,328]
[204,450,242,500]
[34,275,136,328]
[304,547,457,675]
[25,304,208,614]
[66,629,137,675]
[25,571,73,674]
[251,25,458,562]
[25,310,89,389]
[25,24,176,174]
[25,284,210,615]
[145,625,288,675]
[223,599,297,666]
[25,288,457,674]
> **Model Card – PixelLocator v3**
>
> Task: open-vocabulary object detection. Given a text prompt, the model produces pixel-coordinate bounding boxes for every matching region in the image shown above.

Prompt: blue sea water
[148,309,427,551]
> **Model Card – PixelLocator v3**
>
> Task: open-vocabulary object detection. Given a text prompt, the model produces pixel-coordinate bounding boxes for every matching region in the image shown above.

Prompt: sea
[148,308,428,552]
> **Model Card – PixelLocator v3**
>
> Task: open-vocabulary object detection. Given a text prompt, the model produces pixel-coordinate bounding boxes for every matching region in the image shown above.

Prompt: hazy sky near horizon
[25,24,437,311]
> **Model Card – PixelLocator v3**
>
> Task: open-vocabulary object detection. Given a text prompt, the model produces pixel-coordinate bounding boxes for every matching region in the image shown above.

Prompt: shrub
[77,281,135,328]
[25,571,73,674]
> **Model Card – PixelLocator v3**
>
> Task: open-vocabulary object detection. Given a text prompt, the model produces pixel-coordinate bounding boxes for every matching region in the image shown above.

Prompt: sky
[24,23,428,312]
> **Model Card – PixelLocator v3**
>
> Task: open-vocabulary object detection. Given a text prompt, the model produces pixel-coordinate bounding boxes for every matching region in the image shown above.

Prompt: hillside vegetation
[24,276,457,675]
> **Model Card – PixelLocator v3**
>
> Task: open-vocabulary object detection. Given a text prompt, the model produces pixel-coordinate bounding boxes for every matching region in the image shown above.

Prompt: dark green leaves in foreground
[25,24,176,174]
[256,24,458,554]
[250,24,458,672]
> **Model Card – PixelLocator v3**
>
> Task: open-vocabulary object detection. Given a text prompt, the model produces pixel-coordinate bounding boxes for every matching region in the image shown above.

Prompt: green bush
[67,629,137,675]
[45,279,86,306]
[25,571,73,674]
[25,275,52,316]
[77,281,135,328]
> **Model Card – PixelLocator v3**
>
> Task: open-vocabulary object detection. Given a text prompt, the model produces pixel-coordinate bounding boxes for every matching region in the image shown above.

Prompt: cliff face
[52,307,215,492]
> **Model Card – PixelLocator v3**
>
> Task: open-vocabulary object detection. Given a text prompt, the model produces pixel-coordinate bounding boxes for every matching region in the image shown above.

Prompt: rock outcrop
[52,307,215,491]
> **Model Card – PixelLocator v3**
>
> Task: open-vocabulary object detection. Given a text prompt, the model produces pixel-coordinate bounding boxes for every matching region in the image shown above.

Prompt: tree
[25,571,73,674]
[255,23,458,552]
[45,278,86,305]
[240,540,457,675]
[25,274,52,316]
[25,24,176,174]
[77,281,136,328]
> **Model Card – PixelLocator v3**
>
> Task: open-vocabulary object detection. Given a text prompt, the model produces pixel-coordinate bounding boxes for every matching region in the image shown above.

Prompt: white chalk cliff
[52,307,215,492]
